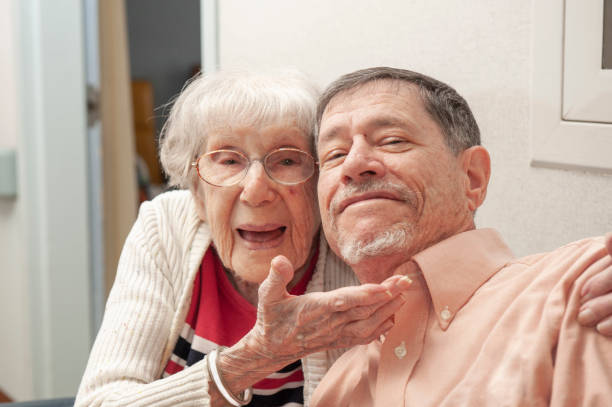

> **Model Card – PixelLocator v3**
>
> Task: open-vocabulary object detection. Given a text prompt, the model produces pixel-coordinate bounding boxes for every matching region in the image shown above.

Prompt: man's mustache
[329,179,418,219]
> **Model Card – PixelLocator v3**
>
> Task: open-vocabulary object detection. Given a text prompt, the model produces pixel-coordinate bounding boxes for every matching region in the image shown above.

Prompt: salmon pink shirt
[311,229,612,407]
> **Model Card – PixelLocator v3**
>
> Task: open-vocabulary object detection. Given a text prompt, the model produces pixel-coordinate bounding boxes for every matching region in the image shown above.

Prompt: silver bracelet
[207,347,253,406]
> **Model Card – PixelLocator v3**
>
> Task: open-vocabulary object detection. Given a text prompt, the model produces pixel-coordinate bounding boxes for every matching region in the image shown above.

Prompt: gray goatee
[328,179,417,265]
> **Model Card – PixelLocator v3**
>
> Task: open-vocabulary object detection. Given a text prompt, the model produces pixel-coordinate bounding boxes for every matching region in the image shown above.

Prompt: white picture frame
[531,0,612,172]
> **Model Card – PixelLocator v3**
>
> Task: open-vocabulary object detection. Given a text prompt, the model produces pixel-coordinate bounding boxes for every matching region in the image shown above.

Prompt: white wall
[218,0,612,256]
[0,0,34,400]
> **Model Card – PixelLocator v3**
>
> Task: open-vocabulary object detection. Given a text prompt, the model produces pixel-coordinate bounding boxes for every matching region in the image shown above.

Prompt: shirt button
[440,307,453,321]
[394,341,407,359]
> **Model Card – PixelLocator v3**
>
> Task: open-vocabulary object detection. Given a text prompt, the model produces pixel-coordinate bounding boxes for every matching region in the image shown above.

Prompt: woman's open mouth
[237,226,287,249]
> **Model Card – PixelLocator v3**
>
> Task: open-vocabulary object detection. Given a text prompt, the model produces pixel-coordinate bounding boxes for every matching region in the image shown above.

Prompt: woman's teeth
[238,227,286,242]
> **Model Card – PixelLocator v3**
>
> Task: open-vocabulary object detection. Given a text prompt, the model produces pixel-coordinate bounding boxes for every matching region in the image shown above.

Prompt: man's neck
[350,222,477,284]
[350,251,414,284]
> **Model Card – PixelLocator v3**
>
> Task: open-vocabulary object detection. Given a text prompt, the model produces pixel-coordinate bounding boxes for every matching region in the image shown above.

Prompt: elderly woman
[74,70,412,407]
[75,69,612,407]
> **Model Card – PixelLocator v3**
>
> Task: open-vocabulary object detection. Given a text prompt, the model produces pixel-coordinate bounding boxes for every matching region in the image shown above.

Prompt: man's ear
[191,178,207,222]
[459,146,491,211]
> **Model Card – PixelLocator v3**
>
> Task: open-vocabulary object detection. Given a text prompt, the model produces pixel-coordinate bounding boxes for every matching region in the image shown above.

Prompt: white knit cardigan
[75,190,358,407]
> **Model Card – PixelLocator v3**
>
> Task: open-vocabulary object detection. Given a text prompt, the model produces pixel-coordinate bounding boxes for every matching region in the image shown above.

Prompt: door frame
[16,0,92,398]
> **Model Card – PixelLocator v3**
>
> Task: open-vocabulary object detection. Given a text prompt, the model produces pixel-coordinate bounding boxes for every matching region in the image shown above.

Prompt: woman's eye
[209,151,246,166]
[279,158,296,166]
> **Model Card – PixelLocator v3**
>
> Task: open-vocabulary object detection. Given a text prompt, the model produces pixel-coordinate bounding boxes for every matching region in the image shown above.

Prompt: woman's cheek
[206,194,234,270]
[211,221,234,269]
[290,182,320,267]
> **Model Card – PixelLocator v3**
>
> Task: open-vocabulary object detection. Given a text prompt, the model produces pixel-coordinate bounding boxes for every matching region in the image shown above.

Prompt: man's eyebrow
[366,116,415,132]
[318,125,344,144]
[318,115,418,144]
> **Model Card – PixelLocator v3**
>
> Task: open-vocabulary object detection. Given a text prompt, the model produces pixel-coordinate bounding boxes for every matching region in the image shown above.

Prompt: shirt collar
[409,228,514,330]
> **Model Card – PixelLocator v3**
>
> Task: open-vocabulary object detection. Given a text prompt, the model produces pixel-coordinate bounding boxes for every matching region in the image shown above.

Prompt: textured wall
[218,0,612,256]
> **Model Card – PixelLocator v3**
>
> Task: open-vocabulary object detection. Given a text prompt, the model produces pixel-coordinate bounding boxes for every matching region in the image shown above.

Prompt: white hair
[159,68,320,189]
[339,226,409,265]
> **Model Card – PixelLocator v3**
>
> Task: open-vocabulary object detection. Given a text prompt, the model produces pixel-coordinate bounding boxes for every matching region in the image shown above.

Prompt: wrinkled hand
[246,255,412,363]
[578,233,612,336]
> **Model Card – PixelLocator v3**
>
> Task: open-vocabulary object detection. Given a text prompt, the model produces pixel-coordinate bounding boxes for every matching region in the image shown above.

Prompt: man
[309,67,612,406]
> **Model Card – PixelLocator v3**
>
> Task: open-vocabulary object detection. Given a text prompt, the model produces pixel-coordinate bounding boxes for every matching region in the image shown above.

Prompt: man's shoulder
[498,236,608,294]
[512,236,606,268]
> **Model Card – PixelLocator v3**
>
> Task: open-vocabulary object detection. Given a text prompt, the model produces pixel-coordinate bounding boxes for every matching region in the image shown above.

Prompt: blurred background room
[0,0,610,403]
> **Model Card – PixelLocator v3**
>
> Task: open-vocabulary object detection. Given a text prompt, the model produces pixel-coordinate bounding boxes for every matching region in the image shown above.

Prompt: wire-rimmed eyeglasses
[191,148,318,187]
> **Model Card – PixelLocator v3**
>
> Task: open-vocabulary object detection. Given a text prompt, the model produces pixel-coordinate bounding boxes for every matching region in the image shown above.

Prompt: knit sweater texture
[75,190,358,406]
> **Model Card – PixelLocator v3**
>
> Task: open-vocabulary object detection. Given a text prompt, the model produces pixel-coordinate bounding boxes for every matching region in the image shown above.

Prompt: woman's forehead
[204,121,313,151]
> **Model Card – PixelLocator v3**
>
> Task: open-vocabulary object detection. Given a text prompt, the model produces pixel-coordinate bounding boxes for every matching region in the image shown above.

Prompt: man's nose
[340,136,386,183]
[239,161,277,206]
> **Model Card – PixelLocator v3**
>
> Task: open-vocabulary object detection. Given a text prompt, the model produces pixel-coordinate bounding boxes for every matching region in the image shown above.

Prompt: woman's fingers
[578,292,612,333]
[590,231,612,336]
[301,293,408,348]
[581,259,612,302]
[252,269,414,359]
[258,255,294,303]
[335,317,396,349]
[577,247,612,336]
[341,295,406,341]
[596,315,612,336]
[335,279,412,323]
[605,232,612,255]
[329,275,412,312]
[278,276,411,328]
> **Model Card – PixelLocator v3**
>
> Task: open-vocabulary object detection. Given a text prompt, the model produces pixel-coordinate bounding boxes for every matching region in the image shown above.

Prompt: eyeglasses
[191,148,318,187]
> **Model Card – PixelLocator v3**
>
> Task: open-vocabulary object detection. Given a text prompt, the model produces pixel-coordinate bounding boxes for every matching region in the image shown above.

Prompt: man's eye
[327,152,346,162]
[321,151,346,168]
[382,137,405,145]
[380,138,411,151]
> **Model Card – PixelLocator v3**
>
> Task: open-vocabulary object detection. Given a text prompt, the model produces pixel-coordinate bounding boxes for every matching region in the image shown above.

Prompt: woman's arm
[75,200,213,407]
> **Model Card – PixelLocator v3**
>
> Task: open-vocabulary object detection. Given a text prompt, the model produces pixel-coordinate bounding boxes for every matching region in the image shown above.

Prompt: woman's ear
[459,146,491,212]
[191,178,207,222]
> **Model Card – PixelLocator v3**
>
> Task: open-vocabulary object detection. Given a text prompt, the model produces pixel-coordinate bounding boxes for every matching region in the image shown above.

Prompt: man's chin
[338,228,408,266]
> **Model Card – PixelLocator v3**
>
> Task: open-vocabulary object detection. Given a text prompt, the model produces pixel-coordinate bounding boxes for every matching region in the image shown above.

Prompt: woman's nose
[239,161,277,206]
[340,136,386,184]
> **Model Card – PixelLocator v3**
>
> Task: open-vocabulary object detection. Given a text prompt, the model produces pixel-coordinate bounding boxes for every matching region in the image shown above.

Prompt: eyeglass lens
[198,149,314,186]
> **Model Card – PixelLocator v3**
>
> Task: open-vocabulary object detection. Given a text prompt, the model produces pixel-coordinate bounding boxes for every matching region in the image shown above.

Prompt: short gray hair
[160,69,320,188]
[316,67,480,153]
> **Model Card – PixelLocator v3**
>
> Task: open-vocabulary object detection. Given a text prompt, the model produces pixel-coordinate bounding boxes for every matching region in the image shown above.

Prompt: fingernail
[596,319,612,334]
[385,289,393,297]
[400,275,413,285]
[577,308,597,325]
